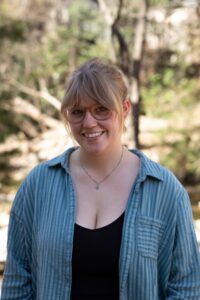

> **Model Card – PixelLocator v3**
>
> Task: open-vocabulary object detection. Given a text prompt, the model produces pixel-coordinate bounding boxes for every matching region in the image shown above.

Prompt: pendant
[96,185,99,190]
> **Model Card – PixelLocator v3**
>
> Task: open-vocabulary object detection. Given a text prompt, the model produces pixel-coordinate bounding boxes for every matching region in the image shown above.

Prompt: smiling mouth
[83,131,105,138]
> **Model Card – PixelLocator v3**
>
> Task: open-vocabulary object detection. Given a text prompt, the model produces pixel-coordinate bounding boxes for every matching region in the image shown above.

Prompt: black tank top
[71,212,124,300]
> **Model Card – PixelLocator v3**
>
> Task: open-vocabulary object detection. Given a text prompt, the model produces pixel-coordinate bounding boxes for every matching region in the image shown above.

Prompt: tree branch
[130,0,149,148]
[9,78,61,110]
[97,0,129,72]
[113,0,123,26]
[1,97,61,129]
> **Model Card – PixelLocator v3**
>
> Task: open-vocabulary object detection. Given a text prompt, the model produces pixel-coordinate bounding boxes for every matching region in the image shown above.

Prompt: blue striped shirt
[1,147,200,299]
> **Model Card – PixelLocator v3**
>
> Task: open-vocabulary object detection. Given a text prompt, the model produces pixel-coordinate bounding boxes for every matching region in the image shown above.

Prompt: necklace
[80,146,124,190]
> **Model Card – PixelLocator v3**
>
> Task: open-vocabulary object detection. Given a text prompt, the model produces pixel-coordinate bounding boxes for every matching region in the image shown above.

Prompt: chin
[83,145,106,155]
[80,141,110,155]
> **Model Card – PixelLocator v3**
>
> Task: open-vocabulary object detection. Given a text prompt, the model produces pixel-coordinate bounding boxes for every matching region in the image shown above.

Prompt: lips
[83,131,104,138]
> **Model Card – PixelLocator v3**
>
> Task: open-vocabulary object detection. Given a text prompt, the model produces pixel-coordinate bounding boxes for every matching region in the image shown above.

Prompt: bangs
[61,71,122,113]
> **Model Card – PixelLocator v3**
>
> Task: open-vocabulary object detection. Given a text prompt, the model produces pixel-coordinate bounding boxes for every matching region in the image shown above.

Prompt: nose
[82,110,97,127]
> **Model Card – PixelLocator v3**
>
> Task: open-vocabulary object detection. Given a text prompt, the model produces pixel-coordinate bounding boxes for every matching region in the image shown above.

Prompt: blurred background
[0,0,200,284]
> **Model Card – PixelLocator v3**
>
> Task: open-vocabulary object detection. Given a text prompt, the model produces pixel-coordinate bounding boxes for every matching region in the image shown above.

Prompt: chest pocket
[137,216,166,260]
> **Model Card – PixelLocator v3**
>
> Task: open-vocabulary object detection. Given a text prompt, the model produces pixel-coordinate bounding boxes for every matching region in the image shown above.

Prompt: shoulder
[11,148,74,209]
[23,147,76,183]
[135,149,182,182]
[11,148,72,218]
[130,150,190,224]
[130,149,186,201]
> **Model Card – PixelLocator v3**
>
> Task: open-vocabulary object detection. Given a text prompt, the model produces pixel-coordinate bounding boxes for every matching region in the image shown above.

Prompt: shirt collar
[130,149,164,182]
[46,147,164,181]
[46,147,77,173]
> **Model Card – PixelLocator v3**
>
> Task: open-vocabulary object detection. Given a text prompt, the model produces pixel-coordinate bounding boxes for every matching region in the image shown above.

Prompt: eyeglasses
[66,105,113,124]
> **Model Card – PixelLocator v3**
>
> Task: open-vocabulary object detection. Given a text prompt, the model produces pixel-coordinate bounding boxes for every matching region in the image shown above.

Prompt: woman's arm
[167,189,200,299]
[1,187,33,300]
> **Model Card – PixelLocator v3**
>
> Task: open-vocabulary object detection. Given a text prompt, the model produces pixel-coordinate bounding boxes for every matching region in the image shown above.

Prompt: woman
[1,58,200,299]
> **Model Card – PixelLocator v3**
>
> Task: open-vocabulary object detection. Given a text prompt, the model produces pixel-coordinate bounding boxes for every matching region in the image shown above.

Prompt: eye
[70,108,84,117]
[95,106,109,114]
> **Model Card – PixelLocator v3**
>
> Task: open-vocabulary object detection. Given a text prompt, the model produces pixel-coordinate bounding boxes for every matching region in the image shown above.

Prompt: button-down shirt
[1,147,200,299]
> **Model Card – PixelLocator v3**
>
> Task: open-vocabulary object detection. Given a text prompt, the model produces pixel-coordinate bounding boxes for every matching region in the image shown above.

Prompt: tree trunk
[130,0,149,148]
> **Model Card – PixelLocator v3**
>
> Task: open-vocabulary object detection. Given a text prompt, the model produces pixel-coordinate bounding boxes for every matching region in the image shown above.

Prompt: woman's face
[67,98,130,155]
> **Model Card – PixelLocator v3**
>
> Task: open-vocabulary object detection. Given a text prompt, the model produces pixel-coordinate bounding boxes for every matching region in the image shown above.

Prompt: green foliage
[159,128,200,184]
[0,109,25,142]
[0,17,33,42]
[149,0,184,7]
[142,62,200,183]
[142,67,198,118]
[150,0,169,6]
[67,0,110,61]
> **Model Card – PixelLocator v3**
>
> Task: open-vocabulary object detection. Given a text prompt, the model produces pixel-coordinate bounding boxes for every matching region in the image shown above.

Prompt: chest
[74,170,137,229]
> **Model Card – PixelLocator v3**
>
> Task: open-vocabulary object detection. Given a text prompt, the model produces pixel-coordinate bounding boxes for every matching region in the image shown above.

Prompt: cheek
[69,123,79,134]
[69,124,81,141]
[109,116,122,135]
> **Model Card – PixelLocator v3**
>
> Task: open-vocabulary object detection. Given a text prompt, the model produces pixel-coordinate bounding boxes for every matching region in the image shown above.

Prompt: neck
[78,144,124,174]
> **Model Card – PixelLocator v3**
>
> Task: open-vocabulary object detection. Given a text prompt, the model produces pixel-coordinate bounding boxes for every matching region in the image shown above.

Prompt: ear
[122,98,131,119]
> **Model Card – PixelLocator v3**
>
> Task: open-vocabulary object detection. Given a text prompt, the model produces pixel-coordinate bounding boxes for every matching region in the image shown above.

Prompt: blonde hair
[61,58,129,122]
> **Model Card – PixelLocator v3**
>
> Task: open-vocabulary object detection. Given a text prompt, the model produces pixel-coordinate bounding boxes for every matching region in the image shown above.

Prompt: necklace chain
[80,146,124,190]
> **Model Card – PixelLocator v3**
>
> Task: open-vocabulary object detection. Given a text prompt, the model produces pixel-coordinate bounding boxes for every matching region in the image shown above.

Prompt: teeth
[84,132,103,138]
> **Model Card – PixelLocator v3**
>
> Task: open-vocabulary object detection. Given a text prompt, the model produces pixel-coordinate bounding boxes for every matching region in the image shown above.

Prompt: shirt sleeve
[166,188,200,299]
[1,184,33,300]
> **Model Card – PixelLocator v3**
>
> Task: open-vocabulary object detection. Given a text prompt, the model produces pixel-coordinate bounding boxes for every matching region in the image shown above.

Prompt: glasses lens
[93,106,111,120]
[67,108,85,123]
[66,105,112,123]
